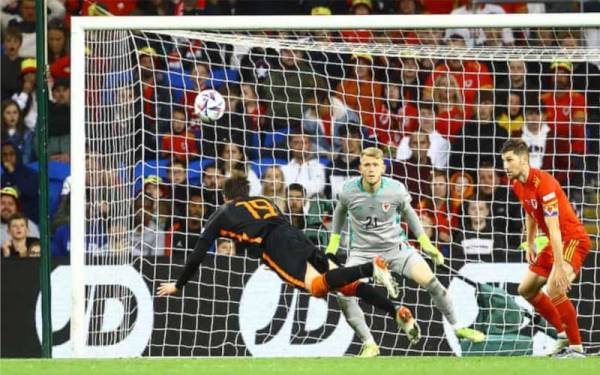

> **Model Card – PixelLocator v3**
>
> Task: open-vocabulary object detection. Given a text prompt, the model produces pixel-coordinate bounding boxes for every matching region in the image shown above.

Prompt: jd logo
[239,266,354,357]
[35,265,153,358]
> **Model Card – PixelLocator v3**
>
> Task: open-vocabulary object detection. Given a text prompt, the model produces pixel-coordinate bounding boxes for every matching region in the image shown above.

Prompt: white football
[194,89,225,122]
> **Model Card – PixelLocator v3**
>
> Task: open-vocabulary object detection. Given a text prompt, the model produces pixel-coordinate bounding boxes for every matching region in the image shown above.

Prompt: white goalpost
[70,14,600,358]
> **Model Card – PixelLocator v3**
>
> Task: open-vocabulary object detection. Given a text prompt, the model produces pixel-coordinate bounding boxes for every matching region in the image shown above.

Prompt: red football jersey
[541,91,586,153]
[511,168,588,242]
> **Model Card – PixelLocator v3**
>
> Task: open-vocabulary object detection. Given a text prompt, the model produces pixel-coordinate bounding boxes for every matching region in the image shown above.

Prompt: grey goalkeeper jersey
[332,176,424,254]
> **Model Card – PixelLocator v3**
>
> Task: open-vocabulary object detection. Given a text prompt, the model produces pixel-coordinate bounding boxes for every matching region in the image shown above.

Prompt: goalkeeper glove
[418,234,444,266]
[518,236,549,253]
[326,233,341,255]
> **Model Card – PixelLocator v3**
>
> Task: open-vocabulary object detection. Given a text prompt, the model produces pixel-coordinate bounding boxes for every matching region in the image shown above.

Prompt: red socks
[552,295,582,346]
[528,292,565,333]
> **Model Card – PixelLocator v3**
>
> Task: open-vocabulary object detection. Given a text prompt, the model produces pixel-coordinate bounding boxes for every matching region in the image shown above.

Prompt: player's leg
[335,255,378,356]
[520,249,568,336]
[391,248,484,343]
[551,238,592,358]
[307,255,419,345]
[518,267,571,355]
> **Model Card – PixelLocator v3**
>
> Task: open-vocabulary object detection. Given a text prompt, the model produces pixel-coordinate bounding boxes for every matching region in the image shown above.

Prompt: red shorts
[529,238,591,278]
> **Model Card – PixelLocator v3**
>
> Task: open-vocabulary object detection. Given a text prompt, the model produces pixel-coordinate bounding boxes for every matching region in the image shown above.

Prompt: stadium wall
[1,256,598,358]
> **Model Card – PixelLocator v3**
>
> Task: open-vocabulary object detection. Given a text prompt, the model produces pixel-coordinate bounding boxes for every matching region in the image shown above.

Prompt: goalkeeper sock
[324,263,373,289]
[337,295,376,344]
[527,292,564,333]
[355,282,396,316]
[425,277,458,326]
[552,295,582,345]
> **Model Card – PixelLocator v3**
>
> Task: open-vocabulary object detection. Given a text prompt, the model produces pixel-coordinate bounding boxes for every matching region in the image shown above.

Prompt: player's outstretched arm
[156,207,225,296]
[403,204,444,266]
[326,198,348,255]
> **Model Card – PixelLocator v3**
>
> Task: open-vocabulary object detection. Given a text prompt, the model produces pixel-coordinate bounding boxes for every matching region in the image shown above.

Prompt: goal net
[70,15,600,358]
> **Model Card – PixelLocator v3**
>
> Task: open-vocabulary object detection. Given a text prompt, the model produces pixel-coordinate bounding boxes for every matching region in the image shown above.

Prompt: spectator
[1,141,38,223]
[450,0,514,47]
[423,34,493,117]
[179,60,211,114]
[419,170,452,244]
[1,212,39,257]
[385,56,425,142]
[496,60,540,104]
[390,131,433,206]
[1,99,34,164]
[2,0,65,58]
[50,176,70,232]
[201,163,225,205]
[326,124,363,199]
[165,159,189,216]
[286,183,309,229]
[521,98,552,170]
[496,91,524,136]
[132,193,165,257]
[217,141,261,196]
[281,132,326,197]
[449,90,508,174]
[262,47,318,129]
[98,219,131,256]
[47,19,68,64]
[476,161,522,249]
[0,186,39,242]
[285,182,330,248]
[141,175,172,231]
[556,31,600,179]
[231,83,266,156]
[45,77,70,162]
[137,0,176,15]
[541,60,586,188]
[161,107,199,162]
[531,27,557,48]
[1,27,23,100]
[335,53,384,132]
[216,238,236,256]
[452,199,508,263]
[396,101,450,169]
[350,0,373,15]
[396,0,422,14]
[261,165,287,212]
[302,90,361,155]
[11,58,37,130]
[306,30,346,89]
[431,74,466,141]
[169,187,206,255]
[448,170,475,229]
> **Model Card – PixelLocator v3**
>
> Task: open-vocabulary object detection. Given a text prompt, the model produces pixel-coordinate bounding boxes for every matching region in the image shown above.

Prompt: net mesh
[81,26,600,356]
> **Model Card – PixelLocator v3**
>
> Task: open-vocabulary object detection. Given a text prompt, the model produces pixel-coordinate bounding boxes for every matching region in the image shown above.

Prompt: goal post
[70,14,600,358]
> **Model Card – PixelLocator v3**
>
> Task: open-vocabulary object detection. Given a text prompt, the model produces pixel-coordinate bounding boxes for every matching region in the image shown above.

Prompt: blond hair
[360,147,384,160]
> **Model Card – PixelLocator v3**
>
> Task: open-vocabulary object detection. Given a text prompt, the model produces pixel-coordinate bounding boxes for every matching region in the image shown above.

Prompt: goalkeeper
[326,147,485,357]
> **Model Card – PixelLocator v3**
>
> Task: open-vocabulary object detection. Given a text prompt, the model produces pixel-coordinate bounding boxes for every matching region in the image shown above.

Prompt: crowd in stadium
[1,0,599,263]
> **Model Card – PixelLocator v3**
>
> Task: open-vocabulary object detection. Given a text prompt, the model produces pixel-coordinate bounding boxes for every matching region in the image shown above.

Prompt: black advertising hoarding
[1,254,598,358]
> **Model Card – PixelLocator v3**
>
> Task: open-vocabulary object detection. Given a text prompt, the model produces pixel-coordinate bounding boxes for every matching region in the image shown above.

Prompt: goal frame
[70,13,600,357]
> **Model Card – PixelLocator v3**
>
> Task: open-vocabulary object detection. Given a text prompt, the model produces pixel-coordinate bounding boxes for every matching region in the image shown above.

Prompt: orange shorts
[529,238,591,278]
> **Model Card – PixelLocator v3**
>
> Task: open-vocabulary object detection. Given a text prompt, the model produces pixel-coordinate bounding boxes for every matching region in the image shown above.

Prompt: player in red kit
[501,139,591,358]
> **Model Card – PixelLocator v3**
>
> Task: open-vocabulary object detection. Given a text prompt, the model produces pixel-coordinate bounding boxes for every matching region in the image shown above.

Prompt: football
[194,89,226,122]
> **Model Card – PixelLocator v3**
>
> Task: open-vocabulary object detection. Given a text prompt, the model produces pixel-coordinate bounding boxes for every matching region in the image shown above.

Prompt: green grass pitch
[2,357,599,375]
